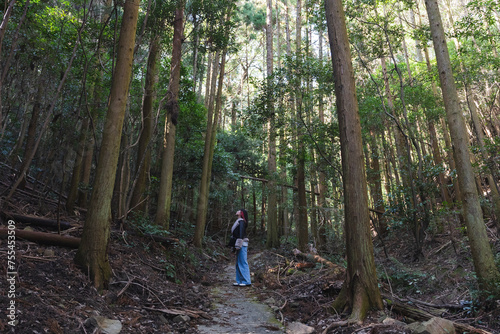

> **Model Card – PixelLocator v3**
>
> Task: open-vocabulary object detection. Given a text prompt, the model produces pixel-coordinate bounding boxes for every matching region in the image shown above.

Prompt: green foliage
[128,213,171,237]
[237,1,266,31]
[378,258,432,295]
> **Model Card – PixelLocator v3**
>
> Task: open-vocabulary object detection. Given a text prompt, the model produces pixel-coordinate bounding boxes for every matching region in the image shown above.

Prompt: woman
[231,209,251,286]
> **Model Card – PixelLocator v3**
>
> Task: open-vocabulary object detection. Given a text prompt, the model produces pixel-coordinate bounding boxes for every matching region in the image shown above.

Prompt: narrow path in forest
[196,252,285,334]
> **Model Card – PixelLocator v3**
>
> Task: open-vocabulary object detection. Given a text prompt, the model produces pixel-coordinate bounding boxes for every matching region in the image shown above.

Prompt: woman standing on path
[231,209,251,286]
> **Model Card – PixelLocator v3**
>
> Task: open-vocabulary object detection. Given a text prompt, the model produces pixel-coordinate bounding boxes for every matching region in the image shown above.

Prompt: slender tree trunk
[295,0,309,253]
[66,118,89,212]
[205,48,228,221]
[427,117,452,204]
[266,0,279,248]
[467,90,500,229]
[424,0,500,296]
[130,33,160,214]
[155,5,184,228]
[15,78,44,190]
[193,2,233,244]
[423,44,460,203]
[193,50,220,248]
[74,0,140,291]
[368,132,387,236]
[325,0,383,322]
[78,135,94,208]
[317,28,328,250]
[77,0,113,209]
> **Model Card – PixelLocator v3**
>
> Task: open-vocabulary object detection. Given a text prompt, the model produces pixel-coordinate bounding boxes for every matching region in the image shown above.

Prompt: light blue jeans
[235,246,251,285]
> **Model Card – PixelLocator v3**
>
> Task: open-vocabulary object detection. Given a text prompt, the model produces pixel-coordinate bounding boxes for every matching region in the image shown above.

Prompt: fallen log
[292,249,344,275]
[1,211,77,230]
[383,294,493,334]
[0,228,80,248]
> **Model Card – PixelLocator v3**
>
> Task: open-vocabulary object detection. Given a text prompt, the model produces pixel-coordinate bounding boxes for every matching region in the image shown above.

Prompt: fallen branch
[322,320,349,334]
[1,211,77,230]
[143,306,210,319]
[430,240,452,256]
[0,228,80,248]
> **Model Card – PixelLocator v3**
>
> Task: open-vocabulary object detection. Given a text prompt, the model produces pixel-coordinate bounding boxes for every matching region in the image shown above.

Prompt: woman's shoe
[238,283,251,287]
[233,282,240,286]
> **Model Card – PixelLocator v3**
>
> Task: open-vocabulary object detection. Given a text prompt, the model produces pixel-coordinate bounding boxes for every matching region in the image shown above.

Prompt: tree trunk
[193,50,220,248]
[130,33,160,214]
[325,0,383,322]
[77,133,94,208]
[424,0,500,296]
[295,0,309,253]
[423,44,460,203]
[317,28,328,250]
[205,45,229,231]
[467,89,500,229]
[76,0,113,210]
[16,78,44,190]
[155,6,184,228]
[367,133,387,236]
[266,0,279,248]
[74,0,140,291]
[427,117,452,205]
[66,118,89,212]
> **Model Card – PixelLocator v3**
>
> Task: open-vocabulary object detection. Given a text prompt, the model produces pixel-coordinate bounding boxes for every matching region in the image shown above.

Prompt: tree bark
[15,77,44,190]
[155,6,184,228]
[325,0,383,322]
[295,0,309,253]
[266,0,279,248]
[66,118,89,212]
[74,0,140,291]
[424,0,500,296]
[193,50,220,248]
[130,33,160,214]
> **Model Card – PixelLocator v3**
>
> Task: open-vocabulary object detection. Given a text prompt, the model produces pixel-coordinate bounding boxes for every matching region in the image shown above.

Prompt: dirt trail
[196,253,285,334]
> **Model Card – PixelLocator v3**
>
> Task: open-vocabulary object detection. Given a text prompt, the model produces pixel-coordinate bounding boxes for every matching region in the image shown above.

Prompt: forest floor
[0,174,500,333]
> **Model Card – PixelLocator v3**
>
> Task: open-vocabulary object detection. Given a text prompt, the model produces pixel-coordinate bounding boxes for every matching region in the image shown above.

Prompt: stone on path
[286,322,315,334]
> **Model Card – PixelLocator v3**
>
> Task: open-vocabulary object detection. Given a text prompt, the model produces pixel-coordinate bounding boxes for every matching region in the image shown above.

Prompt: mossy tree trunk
[74,0,140,291]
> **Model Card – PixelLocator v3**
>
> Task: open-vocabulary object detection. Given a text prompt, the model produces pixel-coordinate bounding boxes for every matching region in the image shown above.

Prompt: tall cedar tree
[130,33,161,213]
[75,0,140,291]
[156,4,185,228]
[266,0,279,248]
[424,0,500,297]
[324,0,383,322]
